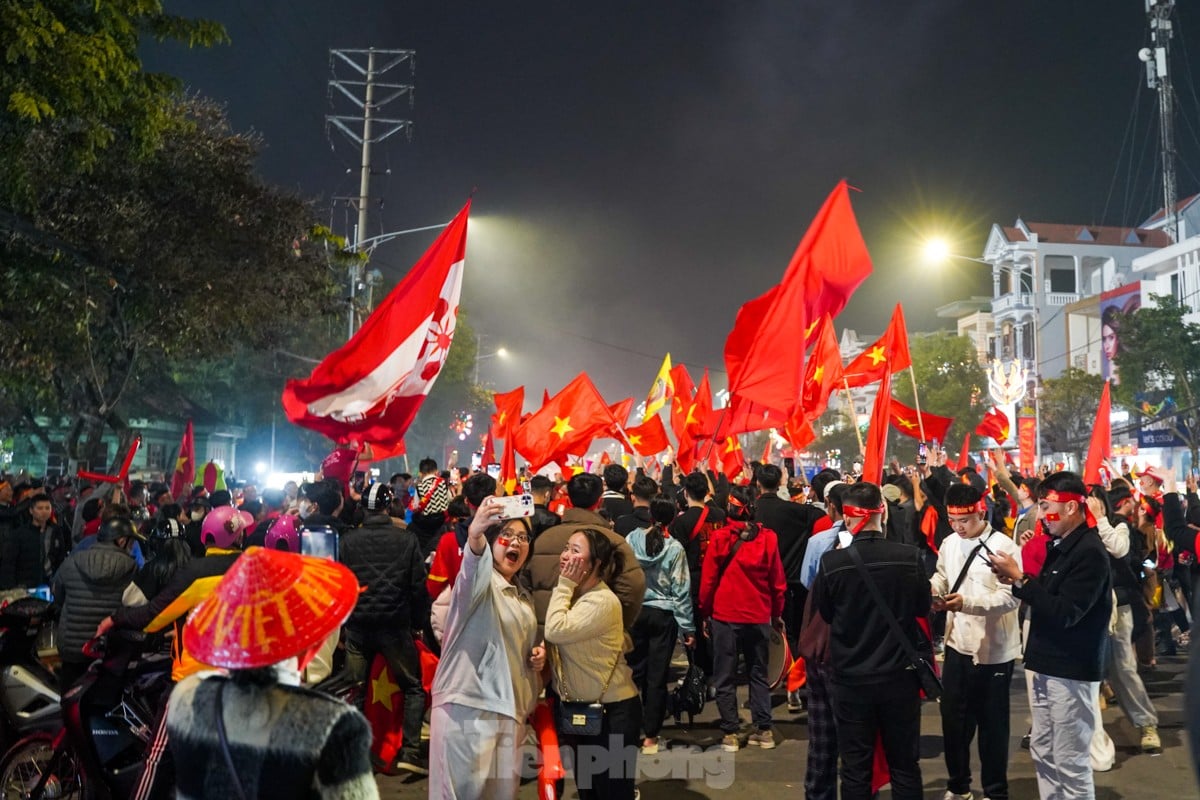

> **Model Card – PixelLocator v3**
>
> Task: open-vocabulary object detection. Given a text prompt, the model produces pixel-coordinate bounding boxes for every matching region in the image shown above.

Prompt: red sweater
[698,521,787,624]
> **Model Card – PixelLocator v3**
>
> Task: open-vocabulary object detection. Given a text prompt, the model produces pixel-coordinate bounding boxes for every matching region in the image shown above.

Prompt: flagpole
[907,366,928,442]
[843,379,865,457]
[700,407,729,464]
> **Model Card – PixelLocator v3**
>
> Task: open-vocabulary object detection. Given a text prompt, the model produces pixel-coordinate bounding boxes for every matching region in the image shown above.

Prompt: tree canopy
[1038,367,1105,465]
[892,331,989,448]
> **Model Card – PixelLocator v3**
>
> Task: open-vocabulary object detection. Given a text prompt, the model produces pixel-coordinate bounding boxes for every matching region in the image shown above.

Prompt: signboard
[1018,415,1037,474]
[1099,282,1142,384]
[1137,417,1189,449]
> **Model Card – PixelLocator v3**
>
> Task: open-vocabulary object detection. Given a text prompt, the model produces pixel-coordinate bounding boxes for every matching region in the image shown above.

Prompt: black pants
[711,619,771,733]
[690,589,712,675]
[559,695,642,800]
[783,583,806,657]
[940,648,1013,800]
[344,627,426,759]
[628,606,677,737]
[832,674,923,800]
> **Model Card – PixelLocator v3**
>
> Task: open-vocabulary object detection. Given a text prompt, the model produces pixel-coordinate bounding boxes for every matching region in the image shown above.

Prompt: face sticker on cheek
[497,536,512,547]
[1044,512,1061,522]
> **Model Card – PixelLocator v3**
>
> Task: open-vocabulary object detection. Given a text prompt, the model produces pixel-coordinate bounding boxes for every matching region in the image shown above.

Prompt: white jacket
[930,528,1022,665]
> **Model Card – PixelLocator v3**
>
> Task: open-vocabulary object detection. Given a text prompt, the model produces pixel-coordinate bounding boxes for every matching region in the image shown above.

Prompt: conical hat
[184,547,359,670]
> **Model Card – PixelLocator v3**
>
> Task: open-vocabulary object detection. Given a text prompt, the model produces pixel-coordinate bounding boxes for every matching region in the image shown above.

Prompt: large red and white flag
[282,202,471,445]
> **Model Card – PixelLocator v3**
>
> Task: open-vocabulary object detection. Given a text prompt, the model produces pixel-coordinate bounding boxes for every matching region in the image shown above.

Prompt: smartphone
[486,462,501,480]
[495,493,535,520]
[783,457,796,478]
[917,441,928,466]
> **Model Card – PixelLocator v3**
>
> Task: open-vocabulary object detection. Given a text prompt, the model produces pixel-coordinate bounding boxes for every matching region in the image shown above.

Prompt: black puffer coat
[339,513,427,631]
[52,542,136,662]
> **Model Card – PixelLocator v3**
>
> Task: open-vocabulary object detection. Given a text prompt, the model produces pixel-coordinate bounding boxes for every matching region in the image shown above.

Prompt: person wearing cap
[51,516,141,689]
[930,482,1022,800]
[810,481,930,800]
[166,548,377,800]
[339,481,429,776]
[989,471,1112,800]
[429,496,543,799]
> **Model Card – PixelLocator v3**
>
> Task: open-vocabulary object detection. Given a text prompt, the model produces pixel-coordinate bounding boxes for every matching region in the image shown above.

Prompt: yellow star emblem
[805,319,819,338]
[370,667,400,712]
[175,455,188,473]
[898,417,917,430]
[551,415,574,439]
[497,411,507,427]
[867,345,887,365]
[811,365,825,384]
[628,433,643,447]
[724,437,739,455]
[685,403,699,426]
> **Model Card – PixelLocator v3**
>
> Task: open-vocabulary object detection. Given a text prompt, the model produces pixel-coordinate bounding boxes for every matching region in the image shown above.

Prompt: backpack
[669,647,707,724]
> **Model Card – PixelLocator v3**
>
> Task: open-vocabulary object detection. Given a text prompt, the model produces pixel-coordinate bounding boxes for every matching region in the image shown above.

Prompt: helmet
[98,517,145,544]
[363,482,394,513]
[264,515,300,553]
[200,505,254,549]
[148,518,184,542]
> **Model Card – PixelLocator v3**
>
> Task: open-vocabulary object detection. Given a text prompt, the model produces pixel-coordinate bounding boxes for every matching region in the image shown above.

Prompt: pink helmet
[264,515,300,553]
[201,505,254,549]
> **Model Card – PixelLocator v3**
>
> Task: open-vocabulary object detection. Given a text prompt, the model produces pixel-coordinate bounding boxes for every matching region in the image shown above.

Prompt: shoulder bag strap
[551,640,622,703]
[691,506,710,538]
[215,680,249,800]
[714,533,745,584]
[846,545,925,666]
[948,535,990,595]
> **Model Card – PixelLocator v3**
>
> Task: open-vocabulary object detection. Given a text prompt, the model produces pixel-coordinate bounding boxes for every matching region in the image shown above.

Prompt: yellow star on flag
[551,415,574,439]
[805,319,820,338]
[724,437,739,454]
[371,668,400,712]
[628,433,643,447]
[497,411,507,427]
[685,403,699,427]
[811,365,825,384]
[867,345,887,365]
[175,455,188,473]
[898,417,917,430]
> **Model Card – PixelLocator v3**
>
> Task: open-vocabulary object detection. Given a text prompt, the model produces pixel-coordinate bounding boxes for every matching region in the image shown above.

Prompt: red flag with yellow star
[974,406,1011,445]
[799,315,843,421]
[668,364,697,471]
[623,415,671,457]
[717,434,746,480]
[862,370,892,483]
[888,397,954,443]
[513,372,617,471]
[492,387,524,492]
[687,369,715,440]
[842,304,912,389]
[169,420,195,501]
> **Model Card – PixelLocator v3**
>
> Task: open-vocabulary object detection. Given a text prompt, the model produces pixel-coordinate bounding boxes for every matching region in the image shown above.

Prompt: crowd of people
[0,442,1195,799]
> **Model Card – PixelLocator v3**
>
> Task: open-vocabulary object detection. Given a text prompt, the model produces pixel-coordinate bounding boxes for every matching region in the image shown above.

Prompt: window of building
[146,443,166,471]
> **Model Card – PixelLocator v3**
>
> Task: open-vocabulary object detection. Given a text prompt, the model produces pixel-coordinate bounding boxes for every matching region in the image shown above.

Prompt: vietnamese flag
[1083,381,1112,486]
[975,407,1011,445]
[687,370,715,440]
[480,429,495,464]
[843,304,912,389]
[282,202,470,447]
[720,394,790,435]
[889,398,954,444]
[861,371,892,484]
[785,414,817,451]
[624,416,671,457]
[606,397,635,442]
[954,432,973,472]
[799,315,843,421]
[724,181,873,412]
[718,435,746,480]
[513,372,617,471]
[492,387,524,438]
[669,364,697,471]
[170,420,195,501]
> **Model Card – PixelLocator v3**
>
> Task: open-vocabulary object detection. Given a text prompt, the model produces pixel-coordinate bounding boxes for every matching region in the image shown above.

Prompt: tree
[1039,368,1105,466]
[1113,294,1200,464]
[0,97,346,466]
[891,331,989,448]
[809,406,864,469]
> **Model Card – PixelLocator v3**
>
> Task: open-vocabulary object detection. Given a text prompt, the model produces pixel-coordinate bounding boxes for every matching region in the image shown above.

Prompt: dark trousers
[559,695,642,800]
[941,648,1013,800]
[832,674,923,800]
[805,660,838,800]
[690,590,712,675]
[344,627,426,758]
[783,583,806,656]
[628,606,677,737]
[711,619,771,733]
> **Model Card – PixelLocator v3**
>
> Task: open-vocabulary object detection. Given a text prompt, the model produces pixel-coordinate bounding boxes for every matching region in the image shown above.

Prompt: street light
[474,347,510,384]
[347,221,450,338]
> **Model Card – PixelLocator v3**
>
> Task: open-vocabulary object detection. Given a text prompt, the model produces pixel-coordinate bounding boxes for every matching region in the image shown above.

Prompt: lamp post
[923,239,1043,469]
[474,347,509,385]
[347,222,450,338]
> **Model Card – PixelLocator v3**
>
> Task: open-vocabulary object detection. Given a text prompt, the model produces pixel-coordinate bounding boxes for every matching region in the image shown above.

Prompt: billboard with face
[1099,282,1142,384]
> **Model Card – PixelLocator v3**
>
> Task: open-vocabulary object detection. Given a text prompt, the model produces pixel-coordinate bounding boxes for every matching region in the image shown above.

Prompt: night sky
[147,1,1200,408]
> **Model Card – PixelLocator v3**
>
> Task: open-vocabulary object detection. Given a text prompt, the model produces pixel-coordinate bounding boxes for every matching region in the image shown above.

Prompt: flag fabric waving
[888,398,954,444]
[513,372,617,471]
[1083,381,1112,486]
[798,315,843,421]
[281,202,471,446]
[170,421,195,500]
[687,370,715,440]
[642,354,674,422]
[975,407,1011,445]
[861,371,892,483]
[724,181,873,412]
[842,303,912,389]
[623,415,671,457]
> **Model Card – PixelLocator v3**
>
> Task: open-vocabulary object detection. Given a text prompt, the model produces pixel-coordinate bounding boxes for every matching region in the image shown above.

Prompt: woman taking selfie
[429,496,545,800]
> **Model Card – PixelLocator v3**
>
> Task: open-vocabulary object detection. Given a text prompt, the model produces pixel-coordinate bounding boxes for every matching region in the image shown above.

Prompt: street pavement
[378,653,1196,798]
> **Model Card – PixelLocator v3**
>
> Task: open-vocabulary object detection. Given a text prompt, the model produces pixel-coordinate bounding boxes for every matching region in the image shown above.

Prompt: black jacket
[1,522,55,589]
[668,504,727,595]
[1015,524,1112,682]
[754,494,827,585]
[52,542,136,661]
[339,513,427,631]
[530,505,561,540]
[614,506,652,536]
[601,492,634,522]
[812,533,931,686]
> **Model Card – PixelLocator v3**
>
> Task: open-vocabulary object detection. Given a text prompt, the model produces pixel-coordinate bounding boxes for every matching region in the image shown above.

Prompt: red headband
[946,501,987,515]
[1042,490,1096,528]
[842,503,885,534]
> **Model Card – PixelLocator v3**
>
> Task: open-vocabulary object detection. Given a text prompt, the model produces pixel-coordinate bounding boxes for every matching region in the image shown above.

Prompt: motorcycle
[0,598,62,750]
[0,631,171,799]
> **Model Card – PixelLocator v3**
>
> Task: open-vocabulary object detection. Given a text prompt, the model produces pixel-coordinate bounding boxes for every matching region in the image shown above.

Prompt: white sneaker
[942,792,973,800]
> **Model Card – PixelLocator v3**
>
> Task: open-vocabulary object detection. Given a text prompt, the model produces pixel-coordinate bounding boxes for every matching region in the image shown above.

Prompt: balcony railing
[992,293,1033,314]
[1045,292,1080,307]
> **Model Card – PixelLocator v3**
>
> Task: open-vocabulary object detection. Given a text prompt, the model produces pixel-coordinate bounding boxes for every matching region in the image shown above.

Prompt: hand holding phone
[495,493,535,520]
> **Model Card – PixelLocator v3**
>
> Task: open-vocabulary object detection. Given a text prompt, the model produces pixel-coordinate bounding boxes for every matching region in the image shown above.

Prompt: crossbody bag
[552,643,621,736]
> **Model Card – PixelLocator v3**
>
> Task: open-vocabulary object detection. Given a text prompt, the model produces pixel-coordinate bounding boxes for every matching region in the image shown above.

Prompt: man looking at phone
[990,472,1111,800]
[931,482,1022,800]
